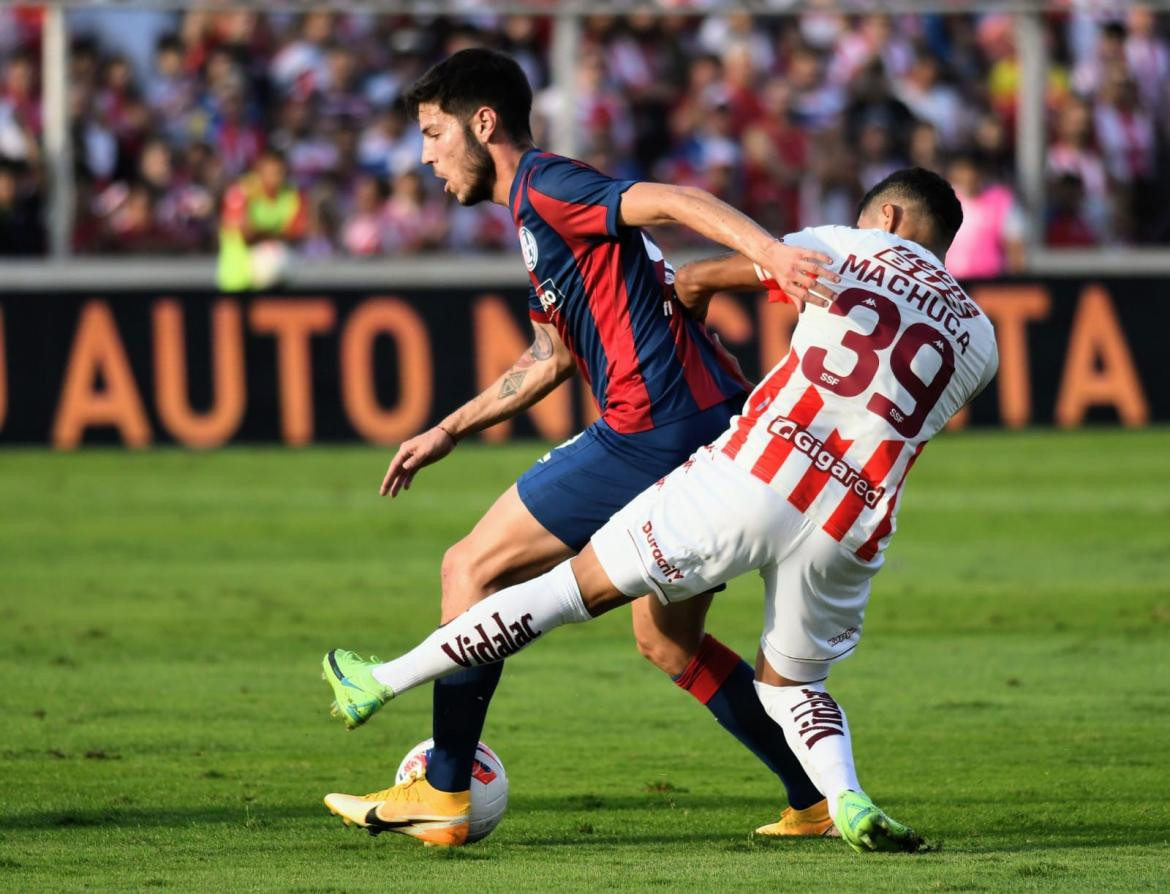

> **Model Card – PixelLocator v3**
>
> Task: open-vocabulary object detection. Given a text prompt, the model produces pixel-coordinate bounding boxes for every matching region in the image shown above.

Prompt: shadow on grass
[511,793,780,813]
[502,831,767,848]
[0,808,808,850]
[0,804,325,831]
[0,792,777,833]
[5,796,1164,854]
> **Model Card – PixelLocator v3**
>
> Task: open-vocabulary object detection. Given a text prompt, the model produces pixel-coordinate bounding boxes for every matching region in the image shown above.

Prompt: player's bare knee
[635,636,672,672]
[632,620,659,663]
[637,635,692,677]
[631,610,692,676]
[630,601,659,654]
[439,543,463,593]
[439,542,487,622]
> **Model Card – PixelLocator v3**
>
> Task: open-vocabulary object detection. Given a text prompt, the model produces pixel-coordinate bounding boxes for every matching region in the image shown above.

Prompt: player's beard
[455,124,496,206]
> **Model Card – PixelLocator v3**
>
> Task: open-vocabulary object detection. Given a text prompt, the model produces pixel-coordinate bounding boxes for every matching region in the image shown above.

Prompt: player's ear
[471,106,497,144]
[879,201,900,235]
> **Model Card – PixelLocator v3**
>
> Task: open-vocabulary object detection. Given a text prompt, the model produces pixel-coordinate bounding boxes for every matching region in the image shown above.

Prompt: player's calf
[633,587,830,820]
[439,540,487,622]
[754,679,860,817]
[753,679,922,851]
[356,559,601,698]
[630,594,710,676]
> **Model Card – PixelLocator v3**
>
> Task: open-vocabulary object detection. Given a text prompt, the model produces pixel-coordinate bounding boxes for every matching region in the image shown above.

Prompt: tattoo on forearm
[497,327,555,399]
[494,326,557,400]
[498,370,527,398]
[531,326,554,360]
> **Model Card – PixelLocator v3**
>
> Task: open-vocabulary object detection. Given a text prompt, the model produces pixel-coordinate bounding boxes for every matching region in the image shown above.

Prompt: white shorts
[590,448,882,682]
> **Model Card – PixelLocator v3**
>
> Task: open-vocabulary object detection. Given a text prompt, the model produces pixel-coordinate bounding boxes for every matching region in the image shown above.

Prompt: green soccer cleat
[322,649,394,730]
[835,790,923,854]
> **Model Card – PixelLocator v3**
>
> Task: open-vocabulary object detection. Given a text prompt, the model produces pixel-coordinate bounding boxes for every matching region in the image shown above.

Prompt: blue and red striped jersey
[509,149,750,434]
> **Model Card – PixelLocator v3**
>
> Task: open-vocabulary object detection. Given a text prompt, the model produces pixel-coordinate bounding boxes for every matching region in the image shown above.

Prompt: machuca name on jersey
[715,226,999,560]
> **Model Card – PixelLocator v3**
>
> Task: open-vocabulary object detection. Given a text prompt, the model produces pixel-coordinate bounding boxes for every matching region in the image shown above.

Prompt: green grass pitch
[2,429,1168,892]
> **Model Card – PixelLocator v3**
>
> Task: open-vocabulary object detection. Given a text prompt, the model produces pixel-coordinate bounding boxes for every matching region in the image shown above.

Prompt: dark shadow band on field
[511,793,783,812]
[0,804,324,831]
[5,797,1162,853]
[0,808,800,850]
[0,794,776,833]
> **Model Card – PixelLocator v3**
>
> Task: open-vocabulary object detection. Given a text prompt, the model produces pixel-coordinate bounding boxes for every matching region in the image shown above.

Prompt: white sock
[371,559,591,694]
[754,680,862,821]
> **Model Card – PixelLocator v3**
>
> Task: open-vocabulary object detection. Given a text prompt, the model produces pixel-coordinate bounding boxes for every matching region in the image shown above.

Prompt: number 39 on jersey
[715,225,998,559]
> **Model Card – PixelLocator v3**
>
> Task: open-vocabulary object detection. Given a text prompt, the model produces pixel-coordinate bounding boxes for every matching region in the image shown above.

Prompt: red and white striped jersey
[714,226,998,559]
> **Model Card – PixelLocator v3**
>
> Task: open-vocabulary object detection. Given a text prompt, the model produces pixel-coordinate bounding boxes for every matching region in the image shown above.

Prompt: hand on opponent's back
[756,240,840,312]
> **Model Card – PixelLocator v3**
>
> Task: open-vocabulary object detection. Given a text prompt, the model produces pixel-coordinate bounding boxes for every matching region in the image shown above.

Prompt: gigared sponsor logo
[440,611,541,668]
[641,520,685,582]
[827,626,858,647]
[791,688,846,748]
[766,416,886,507]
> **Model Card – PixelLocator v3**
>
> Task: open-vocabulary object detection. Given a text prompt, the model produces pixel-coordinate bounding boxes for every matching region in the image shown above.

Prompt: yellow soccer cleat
[323,771,471,847]
[754,799,840,838]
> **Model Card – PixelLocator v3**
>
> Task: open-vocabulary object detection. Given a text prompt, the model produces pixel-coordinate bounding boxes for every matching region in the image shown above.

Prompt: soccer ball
[395,739,508,843]
[249,240,291,289]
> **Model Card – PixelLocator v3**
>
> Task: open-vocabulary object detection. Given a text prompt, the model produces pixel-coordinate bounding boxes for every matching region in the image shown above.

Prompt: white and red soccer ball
[249,240,291,289]
[395,739,508,843]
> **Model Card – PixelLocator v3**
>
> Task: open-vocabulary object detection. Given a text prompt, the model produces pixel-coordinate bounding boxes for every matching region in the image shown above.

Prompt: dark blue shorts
[516,399,739,551]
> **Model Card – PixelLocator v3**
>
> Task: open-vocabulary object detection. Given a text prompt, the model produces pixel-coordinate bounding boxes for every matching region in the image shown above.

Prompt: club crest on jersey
[519,226,538,270]
[767,416,886,508]
[537,278,564,313]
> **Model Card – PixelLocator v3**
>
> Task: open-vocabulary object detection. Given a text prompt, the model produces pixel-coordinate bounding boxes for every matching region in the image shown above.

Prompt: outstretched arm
[380,321,575,497]
[619,183,839,309]
[673,252,762,319]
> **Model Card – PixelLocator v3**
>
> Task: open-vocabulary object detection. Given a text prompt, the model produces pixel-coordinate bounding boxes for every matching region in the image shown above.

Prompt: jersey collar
[861,226,946,268]
[508,147,543,214]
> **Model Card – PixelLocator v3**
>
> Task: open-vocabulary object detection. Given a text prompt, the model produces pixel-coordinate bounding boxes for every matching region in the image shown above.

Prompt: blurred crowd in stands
[3,6,1170,277]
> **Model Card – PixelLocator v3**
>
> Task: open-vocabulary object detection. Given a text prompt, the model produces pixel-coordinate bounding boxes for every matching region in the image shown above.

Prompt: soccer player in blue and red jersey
[322,48,842,846]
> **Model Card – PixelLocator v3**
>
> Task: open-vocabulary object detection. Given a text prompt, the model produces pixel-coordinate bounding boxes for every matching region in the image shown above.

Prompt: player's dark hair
[857,167,964,249]
[256,146,288,168]
[1102,21,1127,42]
[403,48,533,143]
[155,34,182,56]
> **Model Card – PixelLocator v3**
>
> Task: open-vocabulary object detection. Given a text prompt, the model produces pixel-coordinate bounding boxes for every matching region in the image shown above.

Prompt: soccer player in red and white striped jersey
[337,168,998,852]
[707,205,997,566]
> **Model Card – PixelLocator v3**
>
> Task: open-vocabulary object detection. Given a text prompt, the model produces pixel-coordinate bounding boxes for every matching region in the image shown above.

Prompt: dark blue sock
[674,635,822,810]
[425,663,503,793]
